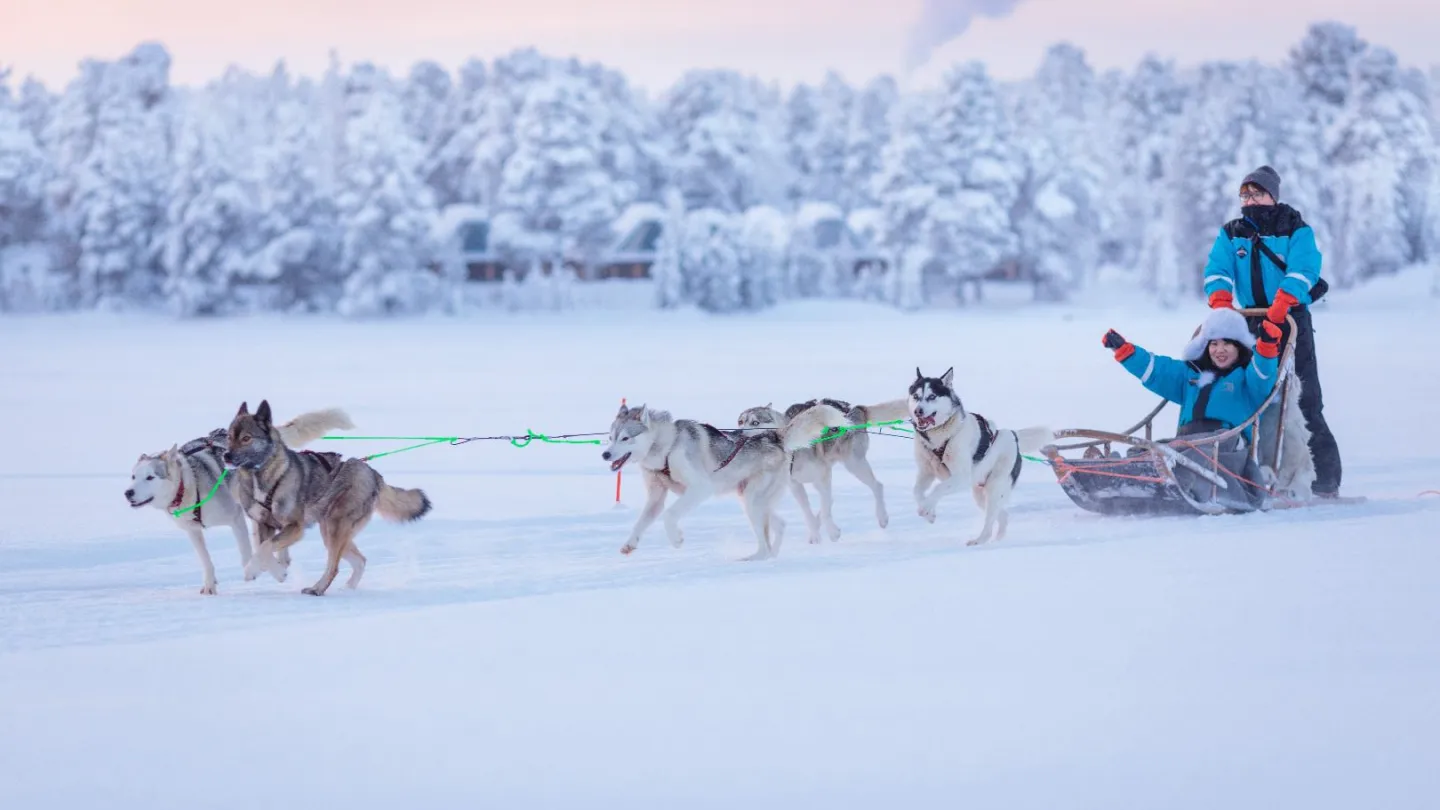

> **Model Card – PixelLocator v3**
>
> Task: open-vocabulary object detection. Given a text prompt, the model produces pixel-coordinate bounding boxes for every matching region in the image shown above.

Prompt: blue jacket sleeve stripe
[1277,226,1321,301]
[1204,274,1235,288]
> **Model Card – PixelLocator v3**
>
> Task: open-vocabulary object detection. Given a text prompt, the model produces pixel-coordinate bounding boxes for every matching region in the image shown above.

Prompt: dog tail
[1013,426,1055,456]
[779,403,852,452]
[375,479,432,523]
[278,407,355,447]
[854,398,909,425]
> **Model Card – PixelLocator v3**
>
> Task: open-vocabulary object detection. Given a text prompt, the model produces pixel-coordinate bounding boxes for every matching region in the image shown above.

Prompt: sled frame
[1042,309,1300,516]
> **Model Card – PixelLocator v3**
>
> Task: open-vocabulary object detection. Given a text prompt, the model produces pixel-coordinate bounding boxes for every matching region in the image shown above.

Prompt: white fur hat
[1182,307,1256,362]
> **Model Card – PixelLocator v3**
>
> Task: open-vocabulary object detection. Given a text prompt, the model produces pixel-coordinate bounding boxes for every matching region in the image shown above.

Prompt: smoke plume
[905,0,1031,70]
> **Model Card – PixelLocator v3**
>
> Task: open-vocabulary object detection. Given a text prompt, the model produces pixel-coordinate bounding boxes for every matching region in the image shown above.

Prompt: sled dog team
[125,164,1337,595]
[127,367,1054,595]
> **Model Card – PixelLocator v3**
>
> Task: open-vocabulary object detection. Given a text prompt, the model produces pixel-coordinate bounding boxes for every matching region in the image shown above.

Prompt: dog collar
[168,478,186,509]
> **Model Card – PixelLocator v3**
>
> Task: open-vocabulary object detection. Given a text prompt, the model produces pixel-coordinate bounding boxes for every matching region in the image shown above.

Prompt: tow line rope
[315,419,1054,464]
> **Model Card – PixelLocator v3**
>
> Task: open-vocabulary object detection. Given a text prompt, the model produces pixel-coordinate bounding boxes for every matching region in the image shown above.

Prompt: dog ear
[255,399,272,427]
[940,367,954,387]
[235,401,249,418]
[616,403,629,418]
[638,406,652,426]
[915,366,924,381]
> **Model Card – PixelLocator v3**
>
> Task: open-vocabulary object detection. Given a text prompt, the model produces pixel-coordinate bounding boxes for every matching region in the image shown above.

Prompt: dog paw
[620,543,636,556]
[668,532,684,549]
[826,524,842,541]
[199,582,217,595]
[301,586,323,596]
[966,535,991,547]
[243,569,258,582]
[917,503,936,523]
[877,512,889,529]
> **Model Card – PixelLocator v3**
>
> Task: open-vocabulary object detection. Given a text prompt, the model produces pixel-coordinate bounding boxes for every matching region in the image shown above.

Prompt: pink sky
[2,0,1432,92]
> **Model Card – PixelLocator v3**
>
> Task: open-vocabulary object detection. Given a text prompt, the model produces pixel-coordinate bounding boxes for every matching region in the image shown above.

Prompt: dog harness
[172,438,226,525]
[923,412,1001,470]
[167,477,198,524]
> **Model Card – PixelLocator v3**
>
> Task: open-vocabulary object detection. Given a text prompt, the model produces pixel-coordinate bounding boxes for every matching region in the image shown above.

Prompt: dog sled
[1039,309,1360,517]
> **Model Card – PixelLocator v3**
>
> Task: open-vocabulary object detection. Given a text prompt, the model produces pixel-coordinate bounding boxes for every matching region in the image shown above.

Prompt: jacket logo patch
[1236,247,1248,258]
[1223,383,1236,394]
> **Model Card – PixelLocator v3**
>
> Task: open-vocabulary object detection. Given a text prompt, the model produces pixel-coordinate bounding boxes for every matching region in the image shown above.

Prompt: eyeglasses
[1239,191,1269,202]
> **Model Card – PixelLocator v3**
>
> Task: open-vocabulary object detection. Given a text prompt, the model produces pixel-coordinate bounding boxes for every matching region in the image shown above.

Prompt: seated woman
[1100,308,1283,508]
[1102,308,1282,439]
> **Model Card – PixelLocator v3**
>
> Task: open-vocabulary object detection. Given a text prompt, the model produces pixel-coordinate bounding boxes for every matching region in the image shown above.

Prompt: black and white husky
[908,368,1052,546]
[602,402,852,560]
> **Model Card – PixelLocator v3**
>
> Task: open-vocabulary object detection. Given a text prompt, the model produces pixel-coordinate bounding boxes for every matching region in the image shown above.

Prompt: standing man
[1202,165,1341,498]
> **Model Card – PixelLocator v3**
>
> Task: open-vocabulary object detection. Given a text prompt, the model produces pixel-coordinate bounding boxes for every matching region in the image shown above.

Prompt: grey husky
[908,368,1053,546]
[125,407,354,594]
[736,397,908,544]
[602,401,852,560]
[224,400,431,596]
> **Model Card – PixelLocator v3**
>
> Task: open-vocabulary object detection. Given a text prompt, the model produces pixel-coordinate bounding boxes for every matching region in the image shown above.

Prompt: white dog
[908,368,1052,545]
[602,402,851,560]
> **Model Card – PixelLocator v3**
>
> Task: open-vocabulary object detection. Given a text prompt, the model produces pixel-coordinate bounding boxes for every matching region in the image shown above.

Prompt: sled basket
[1041,309,1300,517]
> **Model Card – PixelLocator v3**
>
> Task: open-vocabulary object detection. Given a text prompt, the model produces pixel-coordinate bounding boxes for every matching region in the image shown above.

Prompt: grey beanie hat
[1241,165,1281,200]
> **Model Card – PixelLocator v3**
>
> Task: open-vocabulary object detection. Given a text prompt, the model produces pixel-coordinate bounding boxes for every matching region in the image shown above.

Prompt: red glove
[1255,320,1282,359]
[1266,290,1298,325]
[1208,289,1234,309]
[1102,329,1134,361]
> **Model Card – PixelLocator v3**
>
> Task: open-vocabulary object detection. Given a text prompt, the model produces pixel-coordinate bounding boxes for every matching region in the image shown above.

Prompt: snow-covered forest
[1,21,1437,316]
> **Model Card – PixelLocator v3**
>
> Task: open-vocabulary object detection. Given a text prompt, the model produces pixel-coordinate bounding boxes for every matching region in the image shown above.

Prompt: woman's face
[1208,339,1239,369]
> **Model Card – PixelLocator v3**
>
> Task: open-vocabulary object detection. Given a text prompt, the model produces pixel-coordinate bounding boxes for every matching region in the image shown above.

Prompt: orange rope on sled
[1049,456,1169,486]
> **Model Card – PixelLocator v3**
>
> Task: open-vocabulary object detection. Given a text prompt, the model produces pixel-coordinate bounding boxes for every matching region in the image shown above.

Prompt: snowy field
[2,276,1439,808]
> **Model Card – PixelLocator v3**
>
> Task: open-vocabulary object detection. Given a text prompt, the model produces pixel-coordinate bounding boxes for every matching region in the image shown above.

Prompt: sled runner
[1040,309,1362,517]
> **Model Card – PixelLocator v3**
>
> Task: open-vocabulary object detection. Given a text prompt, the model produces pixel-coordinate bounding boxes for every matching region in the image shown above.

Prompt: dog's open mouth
[915,413,936,429]
[609,453,631,472]
[128,497,153,508]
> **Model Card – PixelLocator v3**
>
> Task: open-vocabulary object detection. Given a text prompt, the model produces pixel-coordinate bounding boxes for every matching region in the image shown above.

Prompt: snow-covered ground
[2,276,1439,808]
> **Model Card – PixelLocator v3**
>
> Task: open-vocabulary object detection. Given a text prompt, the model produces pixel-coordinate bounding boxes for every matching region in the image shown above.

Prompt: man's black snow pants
[1287,306,1342,495]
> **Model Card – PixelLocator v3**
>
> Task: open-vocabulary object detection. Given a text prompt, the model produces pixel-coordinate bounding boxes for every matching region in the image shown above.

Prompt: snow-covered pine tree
[332,63,441,316]
[1111,55,1187,289]
[661,69,790,213]
[401,60,454,154]
[927,62,1021,300]
[809,73,854,208]
[587,61,668,211]
[1327,45,1431,284]
[1008,43,1107,297]
[1287,21,1368,254]
[15,77,54,147]
[652,190,687,309]
[783,82,819,205]
[0,74,56,311]
[738,204,789,310]
[1165,62,1253,295]
[871,91,944,310]
[681,208,745,313]
[423,58,489,208]
[251,67,344,312]
[163,93,260,316]
[495,70,619,276]
[68,43,176,310]
[782,74,853,206]
[842,76,898,212]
